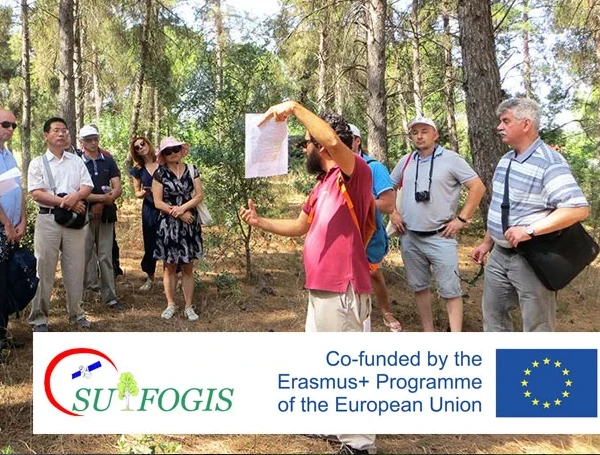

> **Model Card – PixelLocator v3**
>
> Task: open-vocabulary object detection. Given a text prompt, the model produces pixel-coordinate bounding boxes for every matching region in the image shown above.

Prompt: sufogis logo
[45,348,235,416]
[73,383,235,413]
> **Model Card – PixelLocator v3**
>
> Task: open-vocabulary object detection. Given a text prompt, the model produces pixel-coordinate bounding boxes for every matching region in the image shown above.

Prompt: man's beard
[306,149,323,175]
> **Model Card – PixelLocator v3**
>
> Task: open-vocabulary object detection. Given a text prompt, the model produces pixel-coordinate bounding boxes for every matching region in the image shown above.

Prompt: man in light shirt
[0,109,27,359]
[28,117,94,332]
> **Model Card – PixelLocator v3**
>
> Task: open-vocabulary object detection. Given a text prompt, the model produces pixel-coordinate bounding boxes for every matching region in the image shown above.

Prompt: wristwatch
[525,225,536,237]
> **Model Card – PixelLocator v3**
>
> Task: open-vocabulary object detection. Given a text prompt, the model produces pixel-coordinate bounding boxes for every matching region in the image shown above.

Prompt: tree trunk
[58,0,76,146]
[317,6,330,114]
[153,87,160,146]
[410,0,423,116]
[334,61,343,115]
[457,0,505,221]
[442,0,459,153]
[522,0,533,98]
[587,0,600,158]
[20,0,31,185]
[213,0,225,94]
[92,43,101,122]
[73,0,84,133]
[129,0,151,142]
[365,0,388,163]
[397,69,412,152]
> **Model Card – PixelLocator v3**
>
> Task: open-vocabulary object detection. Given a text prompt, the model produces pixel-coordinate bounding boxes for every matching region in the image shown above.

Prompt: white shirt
[28,150,94,208]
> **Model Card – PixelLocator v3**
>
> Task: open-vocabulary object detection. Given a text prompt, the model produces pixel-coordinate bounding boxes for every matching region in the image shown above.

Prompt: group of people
[239,97,589,454]
[0,96,591,451]
[0,114,206,351]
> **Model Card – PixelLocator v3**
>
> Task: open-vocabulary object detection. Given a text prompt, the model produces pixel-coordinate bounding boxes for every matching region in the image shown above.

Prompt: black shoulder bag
[501,159,599,291]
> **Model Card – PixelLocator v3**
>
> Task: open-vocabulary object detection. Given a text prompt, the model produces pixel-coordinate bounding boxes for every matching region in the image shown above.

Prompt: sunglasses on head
[162,146,182,156]
[0,121,17,129]
[134,140,146,150]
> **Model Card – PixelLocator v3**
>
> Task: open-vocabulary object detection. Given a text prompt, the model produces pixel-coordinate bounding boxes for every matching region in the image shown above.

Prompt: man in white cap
[348,123,400,332]
[79,124,124,311]
[389,116,485,332]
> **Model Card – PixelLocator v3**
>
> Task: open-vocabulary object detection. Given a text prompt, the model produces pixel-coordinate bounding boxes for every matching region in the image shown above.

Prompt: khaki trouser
[305,284,377,453]
[28,214,86,326]
[84,219,116,304]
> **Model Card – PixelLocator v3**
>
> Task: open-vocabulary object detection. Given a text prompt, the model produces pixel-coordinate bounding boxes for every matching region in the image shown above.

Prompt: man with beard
[240,101,376,455]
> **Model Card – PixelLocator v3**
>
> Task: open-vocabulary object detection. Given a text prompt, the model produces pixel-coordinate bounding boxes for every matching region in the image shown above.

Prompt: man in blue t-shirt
[349,124,400,332]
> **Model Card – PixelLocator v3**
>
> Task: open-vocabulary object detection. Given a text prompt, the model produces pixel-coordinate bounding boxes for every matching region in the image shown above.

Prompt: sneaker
[337,444,369,455]
[184,307,199,321]
[108,301,126,311]
[75,317,91,329]
[161,305,177,320]
[139,278,153,292]
[33,324,49,333]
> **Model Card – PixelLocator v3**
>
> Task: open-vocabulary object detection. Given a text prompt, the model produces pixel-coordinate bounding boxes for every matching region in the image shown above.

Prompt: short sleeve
[153,166,165,184]
[108,157,121,179]
[77,159,94,188]
[129,166,142,179]
[448,153,477,184]
[27,157,45,192]
[390,154,411,187]
[369,161,393,197]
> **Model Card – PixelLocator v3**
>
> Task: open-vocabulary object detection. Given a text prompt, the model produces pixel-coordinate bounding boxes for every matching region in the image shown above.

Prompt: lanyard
[414,149,436,194]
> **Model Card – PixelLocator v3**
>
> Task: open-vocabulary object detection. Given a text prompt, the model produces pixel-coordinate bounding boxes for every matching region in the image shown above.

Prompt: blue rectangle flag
[496,349,598,418]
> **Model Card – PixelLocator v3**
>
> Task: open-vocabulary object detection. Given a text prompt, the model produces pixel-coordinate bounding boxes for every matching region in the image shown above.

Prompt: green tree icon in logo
[117,372,139,411]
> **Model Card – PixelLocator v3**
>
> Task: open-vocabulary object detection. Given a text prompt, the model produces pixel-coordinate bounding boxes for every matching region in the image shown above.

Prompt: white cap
[348,123,361,138]
[79,124,99,138]
[408,116,437,131]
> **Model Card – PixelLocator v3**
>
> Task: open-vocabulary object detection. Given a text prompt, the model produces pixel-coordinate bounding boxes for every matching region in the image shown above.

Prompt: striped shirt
[487,138,588,248]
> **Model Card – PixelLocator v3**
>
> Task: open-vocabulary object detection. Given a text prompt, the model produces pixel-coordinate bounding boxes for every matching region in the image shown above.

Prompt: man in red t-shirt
[240,101,376,455]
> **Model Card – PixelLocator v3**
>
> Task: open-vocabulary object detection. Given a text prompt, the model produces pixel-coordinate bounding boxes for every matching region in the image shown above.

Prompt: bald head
[0,110,17,148]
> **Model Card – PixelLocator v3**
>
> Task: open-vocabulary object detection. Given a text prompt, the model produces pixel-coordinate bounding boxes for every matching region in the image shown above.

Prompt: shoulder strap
[336,173,376,248]
[41,154,57,195]
[501,159,513,234]
[187,163,196,179]
[398,152,415,189]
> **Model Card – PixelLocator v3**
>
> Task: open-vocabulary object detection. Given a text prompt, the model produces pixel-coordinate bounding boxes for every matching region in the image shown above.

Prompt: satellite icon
[71,361,102,379]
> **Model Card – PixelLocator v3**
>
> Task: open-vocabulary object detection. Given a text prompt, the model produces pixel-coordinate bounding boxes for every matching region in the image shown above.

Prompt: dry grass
[1,191,599,454]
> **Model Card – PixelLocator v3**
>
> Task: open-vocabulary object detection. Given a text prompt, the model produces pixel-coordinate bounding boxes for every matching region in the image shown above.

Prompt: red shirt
[302,154,373,294]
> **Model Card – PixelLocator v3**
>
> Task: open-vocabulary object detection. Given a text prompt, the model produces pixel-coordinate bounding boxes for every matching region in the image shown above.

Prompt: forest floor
[1,181,600,454]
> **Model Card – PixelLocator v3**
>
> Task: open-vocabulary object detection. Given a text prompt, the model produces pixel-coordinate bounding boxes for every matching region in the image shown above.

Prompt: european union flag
[496,349,597,417]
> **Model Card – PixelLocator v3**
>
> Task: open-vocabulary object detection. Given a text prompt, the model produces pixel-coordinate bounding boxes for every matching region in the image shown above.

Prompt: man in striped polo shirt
[472,98,589,332]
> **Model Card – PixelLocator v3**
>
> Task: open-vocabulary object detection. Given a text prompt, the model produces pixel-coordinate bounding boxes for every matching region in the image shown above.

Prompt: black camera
[415,190,431,202]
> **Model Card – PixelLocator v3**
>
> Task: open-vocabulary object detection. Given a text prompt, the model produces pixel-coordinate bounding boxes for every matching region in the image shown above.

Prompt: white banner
[33,332,599,434]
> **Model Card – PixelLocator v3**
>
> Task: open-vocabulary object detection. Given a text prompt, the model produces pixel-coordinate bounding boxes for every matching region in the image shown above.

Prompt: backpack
[7,246,39,315]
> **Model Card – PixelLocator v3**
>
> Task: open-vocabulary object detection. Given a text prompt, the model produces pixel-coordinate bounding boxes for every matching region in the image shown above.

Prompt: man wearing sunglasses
[389,117,485,333]
[0,110,27,360]
[241,101,376,455]
[79,124,124,312]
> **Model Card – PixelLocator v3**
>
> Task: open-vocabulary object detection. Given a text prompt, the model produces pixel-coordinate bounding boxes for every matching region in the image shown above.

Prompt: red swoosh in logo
[44,348,118,416]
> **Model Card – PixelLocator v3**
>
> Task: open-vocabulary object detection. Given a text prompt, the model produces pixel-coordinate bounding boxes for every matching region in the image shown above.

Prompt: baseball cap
[79,124,99,139]
[408,116,437,131]
[348,123,361,138]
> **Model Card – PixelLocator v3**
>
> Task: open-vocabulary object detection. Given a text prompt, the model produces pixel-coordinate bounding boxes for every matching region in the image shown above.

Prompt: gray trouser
[84,219,117,304]
[482,246,557,332]
[28,214,86,326]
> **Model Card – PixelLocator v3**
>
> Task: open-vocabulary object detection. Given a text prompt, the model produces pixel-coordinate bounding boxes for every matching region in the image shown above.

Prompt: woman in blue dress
[152,136,204,321]
[129,136,160,291]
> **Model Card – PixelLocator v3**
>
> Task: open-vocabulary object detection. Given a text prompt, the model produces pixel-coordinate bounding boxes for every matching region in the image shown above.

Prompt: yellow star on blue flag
[496,349,597,418]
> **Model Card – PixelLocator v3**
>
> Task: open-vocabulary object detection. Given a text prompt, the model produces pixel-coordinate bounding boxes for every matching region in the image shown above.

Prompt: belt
[495,244,518,254]
[409,227,445,237]
[39,207,56,215]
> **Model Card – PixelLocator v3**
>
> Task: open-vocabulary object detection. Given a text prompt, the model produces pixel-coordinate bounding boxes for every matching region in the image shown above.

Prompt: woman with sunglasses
[152,136,204,321]
[129,136,160,291]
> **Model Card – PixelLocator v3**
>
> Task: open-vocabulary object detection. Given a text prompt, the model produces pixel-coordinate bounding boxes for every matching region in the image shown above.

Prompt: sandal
[383,312,402,332]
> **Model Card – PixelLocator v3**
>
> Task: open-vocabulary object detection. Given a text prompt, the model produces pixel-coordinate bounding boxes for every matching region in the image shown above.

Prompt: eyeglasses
[134,141,146,151]
[161,146,182,156]
[296,139,319,149]
[0,121,17,130]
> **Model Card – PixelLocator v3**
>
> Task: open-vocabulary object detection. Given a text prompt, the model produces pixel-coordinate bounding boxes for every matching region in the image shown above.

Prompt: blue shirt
[487,138,589,248]
[360,151,393,264]
[0,147,22,226]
